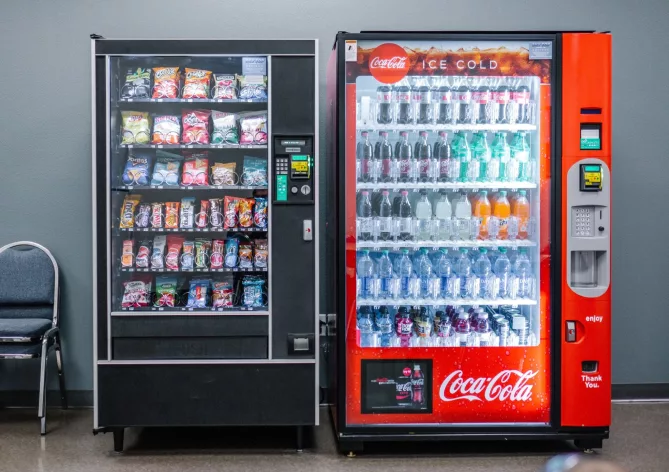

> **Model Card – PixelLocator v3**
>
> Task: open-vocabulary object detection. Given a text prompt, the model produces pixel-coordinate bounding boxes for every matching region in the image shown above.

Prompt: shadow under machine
[91,36,318,452]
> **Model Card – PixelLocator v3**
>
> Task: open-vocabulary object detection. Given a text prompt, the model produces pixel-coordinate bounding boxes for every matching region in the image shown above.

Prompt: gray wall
[1,0,668,394]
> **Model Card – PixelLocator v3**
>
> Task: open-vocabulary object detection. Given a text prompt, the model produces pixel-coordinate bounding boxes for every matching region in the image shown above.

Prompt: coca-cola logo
[439,369,538,402]
[369,43,410,84]
[402,367,411,377]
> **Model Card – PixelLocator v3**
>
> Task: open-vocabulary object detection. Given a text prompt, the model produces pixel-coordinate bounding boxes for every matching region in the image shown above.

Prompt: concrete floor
[0,403,667,472]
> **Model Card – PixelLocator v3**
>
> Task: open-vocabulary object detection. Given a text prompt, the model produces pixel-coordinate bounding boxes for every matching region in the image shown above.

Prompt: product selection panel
[273,137,314,204]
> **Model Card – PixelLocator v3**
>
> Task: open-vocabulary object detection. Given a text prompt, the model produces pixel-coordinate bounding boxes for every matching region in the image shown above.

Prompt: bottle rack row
[121,144,267,150]
[357,182,536,191]
[118,98,267,104]
[115,307,268,315]
[357,123,536,132]
[357,298,537,307]
[121,268,267,273]
[356,239,536,250]
[115,185,266,191]
[118,227,267,233]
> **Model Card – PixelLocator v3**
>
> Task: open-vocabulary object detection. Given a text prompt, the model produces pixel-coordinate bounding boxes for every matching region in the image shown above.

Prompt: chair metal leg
[38,338,49,435]
[55,335,67,409]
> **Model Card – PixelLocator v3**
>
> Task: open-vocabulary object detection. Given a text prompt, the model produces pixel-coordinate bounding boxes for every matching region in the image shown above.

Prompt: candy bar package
[165,202,180,229]
[135,240,152,268]
[238,198,255,228]
[180,197,195,228]
[211,162,236,186]
[224,237,239,268]
[239,243,253,269]
[236,75,267,100]
[135,204,150,228]
[211,111,239,145]
[121,276,152,308]
[254,239,268,269]
[253,198,268,229]
[151,203,164,229]
[121,240,134,268]
[122,150,153,186]
[210,239,225,269]
[154,275,178,307]
[212,74,237,100]
[194,239,211,269]
[151,115,180,145]
[182,109,211,145]
[152,67,180,99]
[151,235,166,269]
[121,111,150,145]
[242,275,265,307]
[186,278,211,308]
[196,199,210,228]
[223,196,240,229]
[151,150,183,186]
[181,240,194,270]
[210,198,224,228]
[119,195,140,229]
[212,278,234,308]
[120,68,151,99]
[182,68,212,99]
[165,234,185,270]
[241,156,268,187]
[239,112,268,145]
[182,151,209,186]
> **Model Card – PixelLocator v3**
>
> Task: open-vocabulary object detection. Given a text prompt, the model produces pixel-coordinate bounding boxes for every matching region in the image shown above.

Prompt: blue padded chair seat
[0,342,44,357]
[0,319,52,339]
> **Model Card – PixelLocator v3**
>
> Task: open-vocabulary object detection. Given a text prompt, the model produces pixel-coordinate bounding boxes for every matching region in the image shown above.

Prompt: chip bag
[120,68,151,99]
[181,240,194,271]
[182,151,209,186]
[212,74,237,100]
[223,196,240,229]
[239,243,253,269]
[212,279,234,308]
[210,239,225,269]
[182,109,210,144]
[136,240,152,268]
[253,198,268,229]
[187,278,211,308]
[152,67,180,99]
[239,112,268,145]
[121,276,152,308]
[151,235,166,269]
[135,203,151,228]
[151,151,183,186]
[180,197,195,229]
[122,151,153,186]
[121,240,134,268]
[194,239,211,269]
[121,111,150,145]
[254,239,268,269]
[151,203,164,229]
[151,115,180,145]
[241,156,268,186]
[237,75,268,100]
[183,68,212,99]
[238,198,254,228]
[165,234,185,270]
[119,195,141,229]
[242,275,265,307]
[210,198,224,228]
[154,275,178,307]
[224,237,239,268]
[211,162,236,186]
[211,111,239,145]
[196,199,210,229]
[164,202,180,229]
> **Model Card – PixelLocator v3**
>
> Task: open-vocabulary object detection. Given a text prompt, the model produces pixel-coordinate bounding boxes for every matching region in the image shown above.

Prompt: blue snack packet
[241,156,268,186]
[122,151,153,186]
[186,278,211,308]
[242,275,265,307]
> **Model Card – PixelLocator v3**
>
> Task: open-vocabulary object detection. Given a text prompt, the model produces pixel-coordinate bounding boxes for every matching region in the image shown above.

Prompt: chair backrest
[0,242,58,326]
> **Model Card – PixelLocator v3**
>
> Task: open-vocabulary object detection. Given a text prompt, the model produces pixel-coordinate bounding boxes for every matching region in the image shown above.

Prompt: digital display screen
[580,164,602,191]
[290,155,311,179]
[361,359,432,414]
[281,140,306,146]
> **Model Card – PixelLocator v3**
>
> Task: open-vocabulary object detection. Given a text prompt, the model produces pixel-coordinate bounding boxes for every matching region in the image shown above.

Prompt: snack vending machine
[91,37,318,452]
[326,32,611,453]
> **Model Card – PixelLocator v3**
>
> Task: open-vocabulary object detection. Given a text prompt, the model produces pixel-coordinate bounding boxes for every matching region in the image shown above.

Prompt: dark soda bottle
[473,79,491,124]
[397,131,413,183]
[435,131,451,182]
[378,190,392,241]
[513,77,531,124]
[455,79,471,124]
[398,190,413,241]
[358,131,373,183]
[376,84,392,124]
[436,78,452,124]
[378,131,394,183]
[396,79,413,124]
[417,79,432,124]
[417,131,433,183]
[374,131,383,159]
[493,78,511,124]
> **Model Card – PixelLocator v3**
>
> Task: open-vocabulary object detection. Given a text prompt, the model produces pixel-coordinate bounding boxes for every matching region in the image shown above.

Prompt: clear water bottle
[475,312,492,347]
[434,190,452,241]
[415,189,433,241]
[358,307,376,347]
[376,306,394,347]
[473,248,495,299]
[357,191,373,241]
[357,250,375,299]
[514,248,533,299]
[435,248,458,299]
[398,249,414,299]
[378,250,394,299]
[398,190,413,241]
[494,247,513,299]
[416,248,434,299]
[456,248,477,299]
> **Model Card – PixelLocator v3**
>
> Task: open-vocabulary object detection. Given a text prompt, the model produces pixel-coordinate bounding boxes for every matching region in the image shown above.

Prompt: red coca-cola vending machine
[326,32,611,454]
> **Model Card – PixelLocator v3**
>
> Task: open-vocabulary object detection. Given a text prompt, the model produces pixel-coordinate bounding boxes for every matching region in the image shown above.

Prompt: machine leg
[341,441,364,457]
[575,438,603,452]
[296,426,304,453]
[113,428,125,453]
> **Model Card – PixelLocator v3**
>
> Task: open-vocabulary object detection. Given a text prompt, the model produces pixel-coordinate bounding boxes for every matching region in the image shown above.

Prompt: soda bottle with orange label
[492,190,511,239]
[472,190,491,239]
[511,190,530,239]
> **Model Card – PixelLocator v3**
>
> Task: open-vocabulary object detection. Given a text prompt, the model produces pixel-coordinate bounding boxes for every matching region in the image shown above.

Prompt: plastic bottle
[505,133,522,182]
[357,307,376,347]
[491,132,510,182]
[473,248,494,299]
[455,78,471,124]
[456,248,476,299]
[416,131,433,182]
[512,190,530,239]
[357,131,373,183]
[435,248,456,299]
[434,131,451,182]
[515,248,533,299]
[378,250,394,299]
[396,79,413,125]
[466,132,481,182]
[510,131,531,182]
[453,310,471,347]
[414,306,432,346]
[376,306,394,347]
[434,190,452,241]
[514,77,532,124]
[436,77,453,124]
[453,191,472,240]
[415,189,432,241]
[416,248,434,299]
[451,131,471,182]
[475,312,492,347]
[472,190,491,240]
[357,250,375,299]
[378,131,394,183]
[472,131,490,182]
[396,306,413,347]
[494,247,513,299]
[357,191,373,241]
[493,190,511,239]
[397,131,414,183]
[398,249,414,299]
[493,78,511,124]
[378,190,393,241]
[398,190,413,241]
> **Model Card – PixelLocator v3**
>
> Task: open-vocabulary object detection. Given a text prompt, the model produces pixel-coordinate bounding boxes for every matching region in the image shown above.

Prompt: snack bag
[119,195,141,229]
[122,151,153,185]
[223,196,240,229]
[196,199,210,228]
[239,243,253,269]
[254,239,268,269]
[164,202,180,229]
[211,111,239,145]
[237,75,268,100]
[238,198,255,228]
[182,68,212,99]
[194,239,211,269]
[210,198,224,228]
[165,234,185,270]
[154,275,178,307]
[253,198,268,229]
[136,240,152,268]
[187,278,211,308]
[210,239,225,269]
[180,197,195,228]
[242,275,265,307]
[152,67,180,99]
[151,115,180,145]
[151,203,164,228]
[120,68,151,99]
[211,162,236,186]
[241,156,268,186]
[212,74,237,100]
[224,237,239,268]
[182,151,209,186]
[121,276,152,308]
[135,204,150,228]
[121,111,150,145]
[151,151,183,186]
[121,240,134,268]
[181,240,194,270]
[182,109,211,144]
[151,235,166,269]
[212,279,234,308]
[239,112,268,145]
